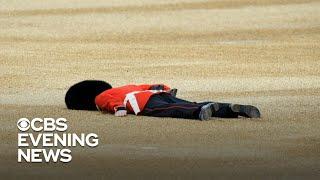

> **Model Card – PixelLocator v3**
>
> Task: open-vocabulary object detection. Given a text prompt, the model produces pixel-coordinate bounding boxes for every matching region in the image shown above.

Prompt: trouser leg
[141,93,240,119]
[140,93,205,120]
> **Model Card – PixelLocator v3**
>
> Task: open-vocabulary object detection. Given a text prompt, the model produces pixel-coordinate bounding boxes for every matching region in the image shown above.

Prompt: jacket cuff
[114,105,126,112]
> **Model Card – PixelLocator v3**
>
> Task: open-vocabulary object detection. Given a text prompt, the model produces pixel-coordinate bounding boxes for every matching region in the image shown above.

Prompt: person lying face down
[65,80,261,121]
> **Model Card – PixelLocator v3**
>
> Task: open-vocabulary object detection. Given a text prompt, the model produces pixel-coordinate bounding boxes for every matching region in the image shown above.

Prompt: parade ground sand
[1,0,320,179]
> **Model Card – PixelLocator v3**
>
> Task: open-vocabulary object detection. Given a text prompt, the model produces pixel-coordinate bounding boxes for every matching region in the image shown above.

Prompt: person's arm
[139,84,177,96]
[139,84,171,91]
[95,93,127,116]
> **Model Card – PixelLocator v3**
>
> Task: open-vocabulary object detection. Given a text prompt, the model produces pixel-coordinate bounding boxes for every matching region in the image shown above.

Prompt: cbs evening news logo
[17,118,99,163]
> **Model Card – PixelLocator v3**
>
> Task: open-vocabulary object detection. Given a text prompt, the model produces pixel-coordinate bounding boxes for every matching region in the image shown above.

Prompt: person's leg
[202,102,260,118]
[211,102,239,118]
[229,104,261,118]
[141,93,260,119]
[140,93,216,120]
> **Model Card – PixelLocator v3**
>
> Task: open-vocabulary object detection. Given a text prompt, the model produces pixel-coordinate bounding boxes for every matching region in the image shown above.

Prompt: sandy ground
[1,0,320,179]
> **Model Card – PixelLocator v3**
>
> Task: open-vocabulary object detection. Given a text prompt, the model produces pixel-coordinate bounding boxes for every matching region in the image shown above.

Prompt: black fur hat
[65,80,112,110]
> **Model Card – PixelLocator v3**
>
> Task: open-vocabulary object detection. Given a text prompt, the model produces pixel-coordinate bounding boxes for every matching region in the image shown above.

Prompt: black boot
[199,103,220,121]
[230,104,261,118]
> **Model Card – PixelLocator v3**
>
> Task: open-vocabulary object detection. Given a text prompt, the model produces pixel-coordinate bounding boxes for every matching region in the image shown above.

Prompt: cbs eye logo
[17,118,30,131]
[17,118,67,132]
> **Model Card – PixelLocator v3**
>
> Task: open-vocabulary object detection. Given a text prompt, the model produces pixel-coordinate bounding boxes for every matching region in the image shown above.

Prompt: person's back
[95,84,170,114]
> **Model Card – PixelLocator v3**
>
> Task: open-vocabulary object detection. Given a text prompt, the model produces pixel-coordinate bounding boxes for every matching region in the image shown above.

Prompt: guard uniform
[95,84,239,120]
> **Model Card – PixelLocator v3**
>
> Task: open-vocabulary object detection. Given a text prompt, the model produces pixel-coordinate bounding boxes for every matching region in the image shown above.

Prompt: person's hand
[115,110,127,117]
[150,84,164,90]
[168,88,178,97]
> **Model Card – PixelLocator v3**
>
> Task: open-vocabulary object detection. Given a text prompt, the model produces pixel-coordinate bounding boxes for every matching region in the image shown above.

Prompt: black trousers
[140,93,238,120]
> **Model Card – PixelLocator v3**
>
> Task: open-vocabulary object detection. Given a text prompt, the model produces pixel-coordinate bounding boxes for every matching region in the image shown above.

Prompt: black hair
[65,80,112,110]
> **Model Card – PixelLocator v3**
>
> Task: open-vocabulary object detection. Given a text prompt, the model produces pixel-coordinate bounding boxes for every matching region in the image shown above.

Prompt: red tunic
[95,84,170,115]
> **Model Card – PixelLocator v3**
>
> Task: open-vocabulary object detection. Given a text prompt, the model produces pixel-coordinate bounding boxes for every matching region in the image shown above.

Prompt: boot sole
[230,104,261,118]
[199,103,220,121]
